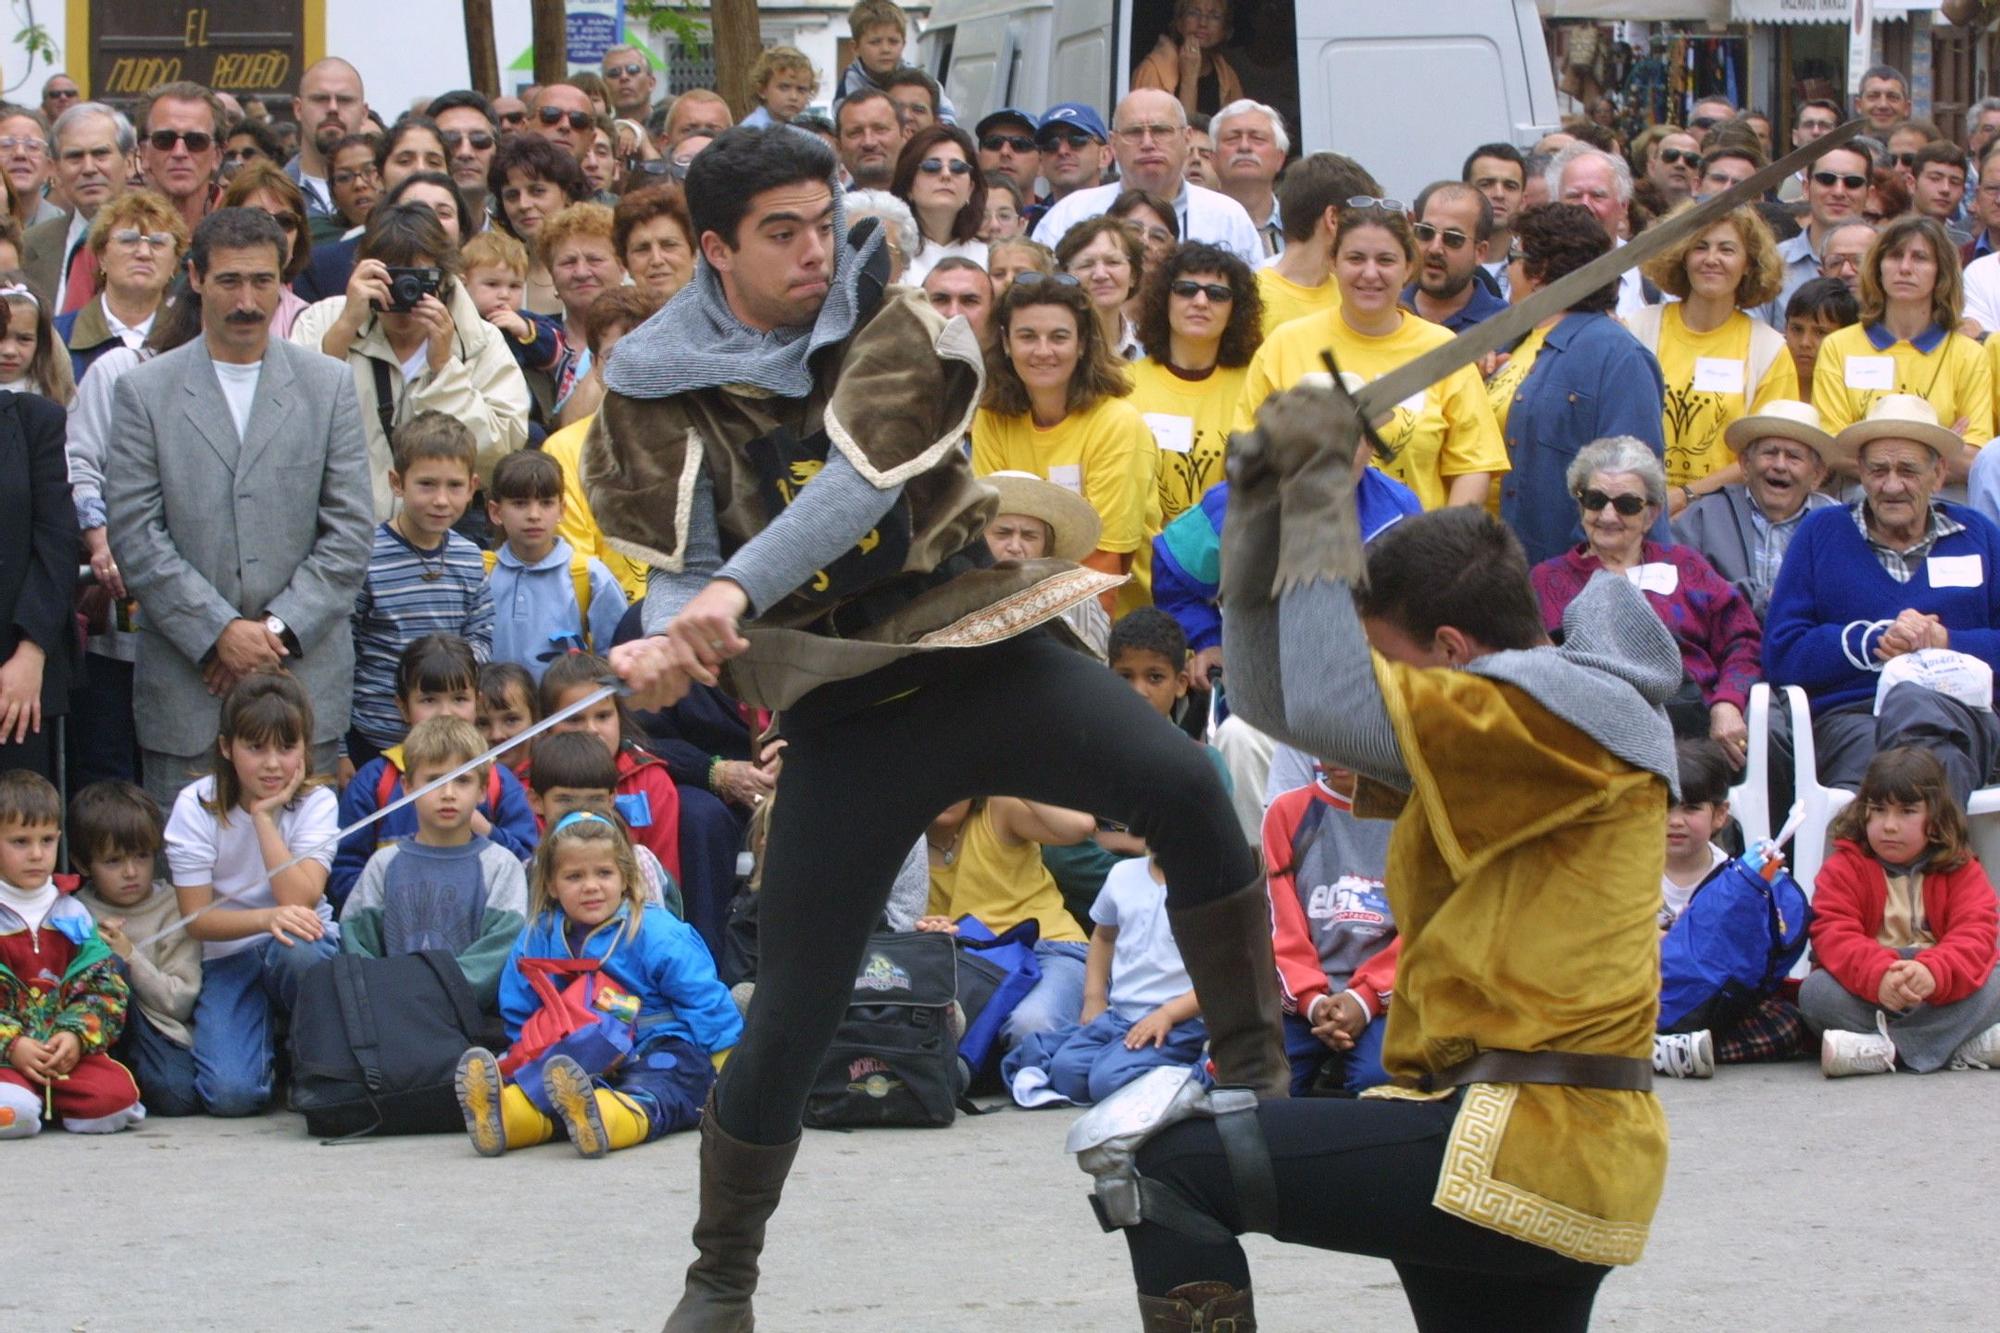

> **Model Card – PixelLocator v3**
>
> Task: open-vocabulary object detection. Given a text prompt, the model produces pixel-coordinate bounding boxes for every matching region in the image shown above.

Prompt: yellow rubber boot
[544,1054,651,1157]
[456,1047,553,1155]
[593,1089,651,1153]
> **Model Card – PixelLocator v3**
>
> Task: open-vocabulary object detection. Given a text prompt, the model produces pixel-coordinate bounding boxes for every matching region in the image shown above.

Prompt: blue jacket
[1496,311,1667,566]
[330,752,539,910]
[293,235,359,304]
[500,904,743,1057]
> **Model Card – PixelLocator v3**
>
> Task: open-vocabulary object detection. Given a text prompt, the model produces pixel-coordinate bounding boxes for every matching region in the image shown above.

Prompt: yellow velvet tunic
[1357,655,1670,1267]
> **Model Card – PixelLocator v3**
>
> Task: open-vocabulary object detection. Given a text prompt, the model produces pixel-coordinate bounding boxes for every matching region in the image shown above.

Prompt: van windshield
[1129,0,1299,152]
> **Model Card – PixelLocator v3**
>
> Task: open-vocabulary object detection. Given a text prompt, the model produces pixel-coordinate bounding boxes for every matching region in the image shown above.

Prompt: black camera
[380,265,443,313]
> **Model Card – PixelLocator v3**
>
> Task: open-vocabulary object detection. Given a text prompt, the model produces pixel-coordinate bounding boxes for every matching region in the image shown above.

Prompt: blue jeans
[1046,1009,1209,1104]
[1003,939,1089,1047]
[1282,1010,1389,1096]
[191,933,338,1116]
[120,1007,201,1116]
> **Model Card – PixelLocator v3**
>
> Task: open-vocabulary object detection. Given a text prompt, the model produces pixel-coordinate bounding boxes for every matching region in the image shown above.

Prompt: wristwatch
[264,613,288,640]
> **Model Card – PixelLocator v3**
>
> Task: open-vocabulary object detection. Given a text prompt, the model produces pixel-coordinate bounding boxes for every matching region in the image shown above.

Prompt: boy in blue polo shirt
[484,450,626,682]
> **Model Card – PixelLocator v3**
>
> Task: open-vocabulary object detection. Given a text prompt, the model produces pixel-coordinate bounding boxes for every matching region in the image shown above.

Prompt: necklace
[927,823,965,866]
[395,518,448,581]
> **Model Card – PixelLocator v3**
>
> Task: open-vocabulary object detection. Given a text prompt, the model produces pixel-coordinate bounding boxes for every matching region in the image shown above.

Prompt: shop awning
[1730,0,1941,20]
[1539,1,1729,18]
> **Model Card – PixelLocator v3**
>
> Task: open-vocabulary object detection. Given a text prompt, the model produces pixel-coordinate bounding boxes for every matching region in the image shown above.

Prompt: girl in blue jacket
[454,811,741,1158]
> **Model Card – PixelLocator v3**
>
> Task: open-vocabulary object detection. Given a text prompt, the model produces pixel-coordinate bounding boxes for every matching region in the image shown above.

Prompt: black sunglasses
[1038,129,1096,150]
[147,129,213,153]
[1892,151,1919,168]
[1812,171,1868,190]
[440,130,496,152]
[497,110,527,127]
[1658,147,1702,168]
[981,133,1037,154]
[919,157,972,176]
[1169,279,1234,302]
[537,106,593,131]
[1411,221,1471,251]
[1689,115,1719,131]
[603,62,647,79]
[1576,489,1649,516]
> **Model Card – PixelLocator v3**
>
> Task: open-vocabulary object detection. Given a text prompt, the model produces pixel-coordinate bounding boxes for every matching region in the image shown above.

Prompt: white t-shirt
[1661,841,1729,928]
[104,305,156,350]
[211,358,262,439]
[1091,856,1190,1019]
[165,775,338,959]
[400,343,429,383]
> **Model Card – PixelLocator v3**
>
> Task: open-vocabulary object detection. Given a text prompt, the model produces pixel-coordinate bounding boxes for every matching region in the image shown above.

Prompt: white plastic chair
[1727,683,1775,849]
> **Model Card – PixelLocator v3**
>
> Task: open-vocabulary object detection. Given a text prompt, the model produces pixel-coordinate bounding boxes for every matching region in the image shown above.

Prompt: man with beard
[289,57,369,242]
[424,91,499,222]
[1401,183,1506,333]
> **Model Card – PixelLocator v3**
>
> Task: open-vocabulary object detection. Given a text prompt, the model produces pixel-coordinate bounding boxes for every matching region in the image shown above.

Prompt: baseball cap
[976,107,1039,140]
[1038,102,1109,144]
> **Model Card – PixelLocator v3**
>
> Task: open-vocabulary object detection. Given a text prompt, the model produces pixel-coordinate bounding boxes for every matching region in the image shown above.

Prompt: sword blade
[1352,118,1868,419]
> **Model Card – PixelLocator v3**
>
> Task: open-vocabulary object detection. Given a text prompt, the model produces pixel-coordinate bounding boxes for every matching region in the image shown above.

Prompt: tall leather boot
[1169,869,1290,1099]
[661,1095,801,1333]
[1138,1282,1256,1331]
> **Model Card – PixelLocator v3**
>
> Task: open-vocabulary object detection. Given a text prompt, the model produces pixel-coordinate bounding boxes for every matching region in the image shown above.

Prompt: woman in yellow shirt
[1814,214,1991,481]
[1632,203,1795,507]
[1237,200,1506,509]
[971,274,1157,612]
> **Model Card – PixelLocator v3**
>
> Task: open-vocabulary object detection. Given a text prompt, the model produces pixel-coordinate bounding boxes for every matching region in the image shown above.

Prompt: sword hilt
[1319,349,1397,464]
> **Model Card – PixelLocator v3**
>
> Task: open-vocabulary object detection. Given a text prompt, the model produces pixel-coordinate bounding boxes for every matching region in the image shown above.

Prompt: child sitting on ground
[70,780,201,1116]
[485,451,627,679]
[526,730,682,918]
[476,660,540,779]
[341,717,529,1009]
[0,771,145,1138]
[741,46,820,128]
[347,410,494,768]
[539,652,682,883]
[453,811,741,1157]
[1265,764,1397,1096]
[333,635,539,910]
[1805,747,2000,1077]
[462,230,564,380]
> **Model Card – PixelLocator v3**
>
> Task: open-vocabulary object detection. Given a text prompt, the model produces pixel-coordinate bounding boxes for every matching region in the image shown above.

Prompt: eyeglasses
[1169,279,1234,302]
[1575,489,1649,516]
[44,88,76,103]
[1346,195,1406,213]
[1892,151,1919,168]
[603,62,647,79]
[1812,171,1868,191]
[1184,6,1227,21]
[537,107,594,131]
[440,130,496,153]
[1411,222,1471,251]
[1038,129,1097,151]
[266,212,301,232]
[1506,245,1526,263]
[110,229,175,251]
[1657,147,1702,168]
[332,167,379,187]
[919,157,972,176]
[1010,271,1082,290]
[1689,116,1720,131]
[496,110,527,127]
[221,146,266,164]
[145,129,213,154]
[1114,122,1181,144]
[981,133,1036,154]
[0,136,45,156]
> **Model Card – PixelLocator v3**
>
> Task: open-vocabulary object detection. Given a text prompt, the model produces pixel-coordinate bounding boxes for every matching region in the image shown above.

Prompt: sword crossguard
[1320,349,1398,464]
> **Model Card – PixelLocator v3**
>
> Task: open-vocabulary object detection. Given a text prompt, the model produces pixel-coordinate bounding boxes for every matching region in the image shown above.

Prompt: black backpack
[804,932,965,1129]
[289,950,494,1139]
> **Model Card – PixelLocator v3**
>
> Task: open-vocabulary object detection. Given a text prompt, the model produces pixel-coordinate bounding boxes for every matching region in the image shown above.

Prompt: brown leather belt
[1419,1049,1653,1093]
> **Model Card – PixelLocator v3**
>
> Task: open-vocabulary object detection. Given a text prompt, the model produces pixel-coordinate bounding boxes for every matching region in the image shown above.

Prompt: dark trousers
[65,651,139,788]
[1125,1097,1610,1332]
[713,631,1255,1145]
[0,720,54,784]
[675,782,742,960]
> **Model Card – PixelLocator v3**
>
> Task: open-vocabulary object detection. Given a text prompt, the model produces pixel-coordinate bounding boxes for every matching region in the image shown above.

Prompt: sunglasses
[603,62,647,79]
[919,157,972,176]
[1347,194,1406,213]
[1689,115,1720,131]
[1038,129,1097,151]
[221,146,266,164]
[1169,279,1234,302]
[1576,489,1650,516]
[1010,271,1082,290]
[146,129,213,153]
[537,106,594,131]
[497,111,527,127]
[1892,151,1919,168]
[440,130,496,152]
[1657,147,1702,168]
[981,133,1036,154]
[1813,171,1868,190]
[1411,221,1471,251]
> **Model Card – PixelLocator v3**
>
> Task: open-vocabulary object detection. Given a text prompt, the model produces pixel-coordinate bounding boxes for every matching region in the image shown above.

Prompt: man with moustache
[1211,99,1288,256]
[289,57,370,242]
[1401,182,1507,333]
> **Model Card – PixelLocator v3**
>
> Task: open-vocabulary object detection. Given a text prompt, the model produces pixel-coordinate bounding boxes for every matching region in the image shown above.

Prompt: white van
[920,0,1563,199]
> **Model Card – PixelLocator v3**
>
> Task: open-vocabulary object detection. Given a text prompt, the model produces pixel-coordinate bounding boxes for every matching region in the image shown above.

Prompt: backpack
[482,547,596,648]
[1658,852,1813,1033]
[949,916,1042,1089]
[289,950,495,1138]
[804,931,964,1129]
[377,758,505,811]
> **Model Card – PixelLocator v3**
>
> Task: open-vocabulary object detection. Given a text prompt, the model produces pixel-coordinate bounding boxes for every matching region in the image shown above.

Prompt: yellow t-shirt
[1648,307,1799,488]
[1122,358,1247,617]
[926,802,1087,942]
[542,415,649,603]
[1813,322,1993,448]
[1237,309,1509,510]
[1256,267,1340,338]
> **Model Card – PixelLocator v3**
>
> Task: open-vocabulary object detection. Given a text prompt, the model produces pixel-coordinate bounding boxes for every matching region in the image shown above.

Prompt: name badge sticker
[1142,413,1195,454]
[1692,357,1746,394]
[1929,554,1983,588]
[1845,356,1896,390]
[1626,562,1680,595]
[1047,463,1083,494]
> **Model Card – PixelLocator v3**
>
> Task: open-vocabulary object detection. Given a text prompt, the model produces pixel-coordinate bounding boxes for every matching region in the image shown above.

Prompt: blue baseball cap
[976,107,1039,140]
[1038,102,1109,144]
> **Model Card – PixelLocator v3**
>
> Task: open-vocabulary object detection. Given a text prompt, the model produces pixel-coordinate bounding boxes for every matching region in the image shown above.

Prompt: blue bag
[1658,852,1812,1034]
[951,915,1042,1084]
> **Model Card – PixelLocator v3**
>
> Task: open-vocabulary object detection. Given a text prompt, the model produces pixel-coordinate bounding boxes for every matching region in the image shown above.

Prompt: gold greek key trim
[914,568,1126,649]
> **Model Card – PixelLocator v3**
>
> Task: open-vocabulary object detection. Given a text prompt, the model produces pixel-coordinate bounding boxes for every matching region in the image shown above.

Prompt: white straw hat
[1826,393,1965,473]
[982,470,1102,562]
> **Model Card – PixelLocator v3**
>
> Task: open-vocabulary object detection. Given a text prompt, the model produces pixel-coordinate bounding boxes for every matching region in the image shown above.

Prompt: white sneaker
[1821,1025,1896,1078]
[1653,1030,1714,1079]
[1948,1021,2000,1070]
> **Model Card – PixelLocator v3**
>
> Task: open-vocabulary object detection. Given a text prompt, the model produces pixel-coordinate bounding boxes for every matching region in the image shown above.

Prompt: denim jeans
[1282,1010,1390,1096]
[120,1007,201,1116]
[1045,1009,1208,1104]
[1003,938,1090,1047]
[191,932,338,1116]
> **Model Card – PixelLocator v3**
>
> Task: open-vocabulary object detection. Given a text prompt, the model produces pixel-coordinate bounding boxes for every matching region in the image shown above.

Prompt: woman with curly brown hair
[1631,203,1795,507]
[1057,213,1148,359]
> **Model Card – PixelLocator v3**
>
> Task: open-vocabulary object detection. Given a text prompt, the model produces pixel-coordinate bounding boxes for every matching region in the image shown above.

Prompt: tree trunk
[531,0,568,86]
[710,0,763,119]
[463,0,499,97]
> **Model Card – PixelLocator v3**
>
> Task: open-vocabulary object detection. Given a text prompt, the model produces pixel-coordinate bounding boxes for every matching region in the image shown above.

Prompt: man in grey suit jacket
[106,208,372,808]
[21,101,134,312]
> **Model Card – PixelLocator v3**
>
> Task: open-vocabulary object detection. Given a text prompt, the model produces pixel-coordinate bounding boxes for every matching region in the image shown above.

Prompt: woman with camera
[290,201,531,522]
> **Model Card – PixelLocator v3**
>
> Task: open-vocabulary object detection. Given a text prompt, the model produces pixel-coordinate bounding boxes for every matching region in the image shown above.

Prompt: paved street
[14,1061,1995,1331]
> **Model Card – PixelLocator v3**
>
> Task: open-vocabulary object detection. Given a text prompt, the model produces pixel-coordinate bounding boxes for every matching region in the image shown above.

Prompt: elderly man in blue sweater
[1765,395,2000,802]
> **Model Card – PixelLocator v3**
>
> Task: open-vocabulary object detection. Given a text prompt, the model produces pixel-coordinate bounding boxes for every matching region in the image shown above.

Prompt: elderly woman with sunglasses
[890,124,988,284]
[1529,436,1762,762]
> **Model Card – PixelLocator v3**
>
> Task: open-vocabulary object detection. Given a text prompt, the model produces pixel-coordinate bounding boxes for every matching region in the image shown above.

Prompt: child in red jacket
[1805,747,2000,1077]
[538,652,682,883]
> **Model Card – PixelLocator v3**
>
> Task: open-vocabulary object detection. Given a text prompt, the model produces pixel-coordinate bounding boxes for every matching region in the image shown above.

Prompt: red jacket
[1263,781,1399,1020]
[1808,840,1999,1006]
[615,746,682,881]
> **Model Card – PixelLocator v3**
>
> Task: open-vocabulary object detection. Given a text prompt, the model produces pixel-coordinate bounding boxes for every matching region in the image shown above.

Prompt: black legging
[1125,1097,1610,1333]
[714,630,1256,1145]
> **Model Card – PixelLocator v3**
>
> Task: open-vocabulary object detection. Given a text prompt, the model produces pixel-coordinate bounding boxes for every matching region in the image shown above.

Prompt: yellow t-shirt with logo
[1237,309,1509,510]
[1648,306,1799,488]
[1482,324,1551,516]
[1813,322,1993,448]
[1256,267,1341,338]
[1123,358,1247,617]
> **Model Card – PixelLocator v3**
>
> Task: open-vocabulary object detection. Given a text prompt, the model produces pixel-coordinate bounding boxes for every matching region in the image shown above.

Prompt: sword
[1351,118,1869,421]
[128,678,627,953]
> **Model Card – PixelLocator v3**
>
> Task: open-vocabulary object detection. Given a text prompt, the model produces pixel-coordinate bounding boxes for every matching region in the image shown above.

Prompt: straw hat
[1722,398,1835,464]
[1825,393,1965,474]
[983,470,1102,562]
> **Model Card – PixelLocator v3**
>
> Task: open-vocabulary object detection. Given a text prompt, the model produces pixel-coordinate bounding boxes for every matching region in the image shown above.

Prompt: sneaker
[1652,1030,1714,1079]
[1821,1027,1896,1078]
[1948,1021,2000,1070]
[543,1054,609,1158]
[455,1047,506,1157]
